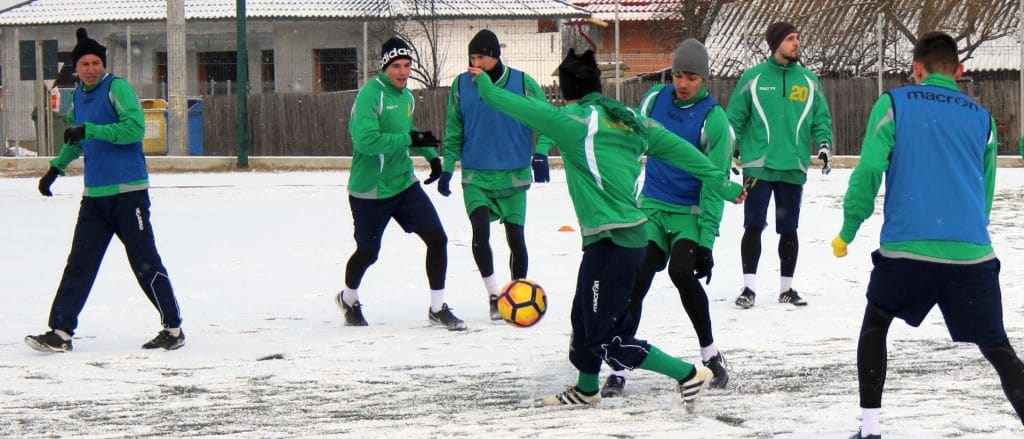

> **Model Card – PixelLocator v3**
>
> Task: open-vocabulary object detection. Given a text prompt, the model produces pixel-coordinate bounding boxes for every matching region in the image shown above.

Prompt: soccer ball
[496,279,547,328]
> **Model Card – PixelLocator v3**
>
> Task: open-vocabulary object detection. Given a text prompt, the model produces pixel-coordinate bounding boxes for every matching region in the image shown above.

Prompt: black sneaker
[849,428,881,439]
[600,374,626,398]
[25,331,72,353]
[142,329,186,350]
[703,352,729,389]
[779,289,808,306]
[335,292,368,326]
[735,287,756,309]
[429,303,467,331]
[488,295,502,321]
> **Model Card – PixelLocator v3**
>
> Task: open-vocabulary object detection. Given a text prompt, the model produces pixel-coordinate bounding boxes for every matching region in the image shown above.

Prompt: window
[538,20,558,33]
[261,50,275,92]
[155,51,167,97]
[55,52,76,88]
[198,51,237,94]
[313,48,358,92]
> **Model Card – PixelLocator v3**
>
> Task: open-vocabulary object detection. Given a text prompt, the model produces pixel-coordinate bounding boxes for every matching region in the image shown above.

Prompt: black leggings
[741,227,798,278]
[345,229,448,291]
[629,240,714,347]
[469,206,527,280]
[858,302,1024,424]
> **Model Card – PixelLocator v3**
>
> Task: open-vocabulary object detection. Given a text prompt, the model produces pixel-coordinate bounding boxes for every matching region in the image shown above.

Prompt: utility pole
[236,0,249,167]
[166,0,188,156]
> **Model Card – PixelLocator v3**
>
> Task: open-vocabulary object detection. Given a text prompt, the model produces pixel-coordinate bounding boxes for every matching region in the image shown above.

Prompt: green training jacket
[348,71,439,199]
[442,66,554,191]
[839,73,997,262]
[51,72,147,197]
[474,74,743,250]
[637,83,735,249]
[726,57,833,185]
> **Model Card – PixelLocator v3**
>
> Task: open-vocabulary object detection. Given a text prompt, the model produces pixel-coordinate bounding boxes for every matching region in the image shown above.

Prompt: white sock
[610,369,627,378]
[861,408,881,435]
[54,329,72,341]
[166,327,181,337]
[342,288,360,306]
[700,343,719,363]
[482,275,499,298]
[780,276,793,294]
[430,289,445,312]
[743,274,757,293]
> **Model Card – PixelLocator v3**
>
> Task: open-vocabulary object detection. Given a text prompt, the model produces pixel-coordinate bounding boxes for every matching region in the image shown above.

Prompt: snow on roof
[570,0,676,22]
[0,0,590,25]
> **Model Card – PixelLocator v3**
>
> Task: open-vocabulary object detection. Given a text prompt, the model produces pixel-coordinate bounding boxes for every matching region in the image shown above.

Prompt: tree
[370,0,450,89]
[709,0,1019,77]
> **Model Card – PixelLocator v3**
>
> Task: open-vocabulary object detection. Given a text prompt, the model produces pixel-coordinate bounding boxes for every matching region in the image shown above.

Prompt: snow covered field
[2,168,1024,438]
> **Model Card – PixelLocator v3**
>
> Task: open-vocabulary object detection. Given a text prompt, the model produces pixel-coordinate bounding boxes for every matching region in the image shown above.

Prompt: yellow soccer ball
[496,279,548,328]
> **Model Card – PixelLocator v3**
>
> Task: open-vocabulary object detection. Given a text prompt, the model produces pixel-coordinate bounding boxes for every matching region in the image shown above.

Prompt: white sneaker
[542,387,601,406]
[678,366,713,413]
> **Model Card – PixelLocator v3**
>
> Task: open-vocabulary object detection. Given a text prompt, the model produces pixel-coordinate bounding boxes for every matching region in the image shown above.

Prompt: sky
[2,168,1024,438]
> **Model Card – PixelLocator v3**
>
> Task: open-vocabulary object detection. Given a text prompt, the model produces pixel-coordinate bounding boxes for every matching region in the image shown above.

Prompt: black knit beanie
[468,29,501,59]
[558,49,603,101]
[765,21,798,55]
[71,28,107,67]
[380,37,413,69]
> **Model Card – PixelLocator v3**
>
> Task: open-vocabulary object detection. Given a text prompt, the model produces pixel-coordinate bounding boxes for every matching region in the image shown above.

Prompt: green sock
[576,372,600,394]
[639,345,695,381]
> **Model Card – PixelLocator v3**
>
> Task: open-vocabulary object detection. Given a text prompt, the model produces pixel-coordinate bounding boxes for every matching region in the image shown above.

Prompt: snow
[2,168,1024,438]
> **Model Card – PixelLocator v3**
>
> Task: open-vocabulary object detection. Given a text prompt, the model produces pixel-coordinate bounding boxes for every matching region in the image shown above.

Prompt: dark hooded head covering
[468,29,501,59]
[71,28,107,67]
[380,37,413,69]
[558,49,602,101]
[765,21,798,55]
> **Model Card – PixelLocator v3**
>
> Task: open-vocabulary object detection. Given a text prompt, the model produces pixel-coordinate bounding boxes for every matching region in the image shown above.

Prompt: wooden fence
[203,77,1021,156]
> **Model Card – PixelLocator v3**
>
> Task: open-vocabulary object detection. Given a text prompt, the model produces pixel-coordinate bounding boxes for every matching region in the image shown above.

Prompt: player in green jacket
[726,21,833,309]
[833,32,1024,439]
[336,37,465,331]
[26,28,185,353]
[472,49,745,409]
[602,39,735,396]
[438,29,554,319]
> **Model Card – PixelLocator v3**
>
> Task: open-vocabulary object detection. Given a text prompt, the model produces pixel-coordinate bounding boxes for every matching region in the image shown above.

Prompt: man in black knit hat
[726,21,834,309]
[338,36,466,330]
[467,49,746,408]
[26,28,186,352]
[438,29,554,320]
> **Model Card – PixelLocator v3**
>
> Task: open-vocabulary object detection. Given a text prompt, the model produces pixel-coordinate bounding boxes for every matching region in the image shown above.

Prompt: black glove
[731,146,741,175]
[694,246,714,284]
[38,166,59,197]
[532,153,550,183]
[437,171,453,196]
[423,157,443,184]
[817,142,831,175]
[409,130,440,148]
[63,125,86,145]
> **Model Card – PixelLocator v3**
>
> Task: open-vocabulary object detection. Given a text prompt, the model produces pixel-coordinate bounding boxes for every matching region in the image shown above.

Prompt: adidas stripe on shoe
[542,386,601,406]
[678,366,713,413]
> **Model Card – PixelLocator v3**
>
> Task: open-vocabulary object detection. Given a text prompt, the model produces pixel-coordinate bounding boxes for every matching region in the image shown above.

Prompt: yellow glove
[832,236,848,258]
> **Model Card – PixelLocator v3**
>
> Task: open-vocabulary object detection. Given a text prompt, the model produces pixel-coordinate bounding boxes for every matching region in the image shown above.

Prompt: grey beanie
[671,38,709,78]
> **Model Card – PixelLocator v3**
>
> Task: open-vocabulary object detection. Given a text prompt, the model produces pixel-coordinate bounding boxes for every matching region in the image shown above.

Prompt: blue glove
[438,172,453,197]
[532,153,550,183]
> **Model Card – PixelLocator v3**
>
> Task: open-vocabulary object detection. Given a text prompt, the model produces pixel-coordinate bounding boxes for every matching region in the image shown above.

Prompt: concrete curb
[3,155,1023,177]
